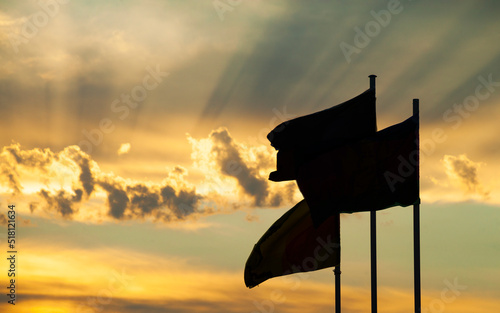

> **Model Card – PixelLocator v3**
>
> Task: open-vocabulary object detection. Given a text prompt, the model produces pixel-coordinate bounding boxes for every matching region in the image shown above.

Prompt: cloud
[117,143,131,155]
[98,179,130,219]
[82,167,205,223]
[96,179,203,222]
[161,185,201,220]
[4,142,55,168]
[0,143,98,218]
[0,212,34,227]
[0,126,299,224]
[443,154,489,198]
[0,164,21,194]
[189,127,296,208]
[245,213,259,222]
[0,142,56,194]
[78,156,95,196]
[0,142,209,223]
[210,128,269,206]
[38,189,81,218]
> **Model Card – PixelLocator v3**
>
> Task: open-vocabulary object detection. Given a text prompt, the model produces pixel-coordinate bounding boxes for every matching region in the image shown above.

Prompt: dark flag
[297,116,420,226]
[244,200,340,288]
[268,89,376,182]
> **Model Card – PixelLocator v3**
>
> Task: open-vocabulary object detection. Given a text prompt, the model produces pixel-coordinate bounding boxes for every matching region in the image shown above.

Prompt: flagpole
[369,74,378,313]
[413,99,421,313]
[334,231,341,312]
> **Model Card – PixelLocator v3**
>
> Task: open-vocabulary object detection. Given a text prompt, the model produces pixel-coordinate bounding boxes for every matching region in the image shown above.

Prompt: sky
[1,0,500,312]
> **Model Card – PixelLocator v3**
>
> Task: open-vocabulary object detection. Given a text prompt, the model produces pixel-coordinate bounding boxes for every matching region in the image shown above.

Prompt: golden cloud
[0,127,298,225]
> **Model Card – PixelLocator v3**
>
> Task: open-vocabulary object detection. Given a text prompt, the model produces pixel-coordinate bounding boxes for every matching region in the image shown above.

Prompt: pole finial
[413,98,419,118]
[369,75,377,91]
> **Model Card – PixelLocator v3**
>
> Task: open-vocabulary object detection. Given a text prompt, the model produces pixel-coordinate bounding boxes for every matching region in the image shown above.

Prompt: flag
[268,89,376,182]
[297,116,419,226]
[244,200,340,288]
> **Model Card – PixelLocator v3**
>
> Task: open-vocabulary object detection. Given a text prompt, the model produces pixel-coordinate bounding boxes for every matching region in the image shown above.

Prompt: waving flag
[268,89,376,182]
[297,116,419,226]
[244,200,340,288]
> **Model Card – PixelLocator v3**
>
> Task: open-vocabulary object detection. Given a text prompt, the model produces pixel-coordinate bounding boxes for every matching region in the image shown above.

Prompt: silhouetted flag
[244,200,340,288]
[297,116,419,226]
[268,89,376,182]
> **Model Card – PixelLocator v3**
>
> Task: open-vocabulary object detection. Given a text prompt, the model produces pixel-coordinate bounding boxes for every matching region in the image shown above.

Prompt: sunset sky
[1,1,500,312]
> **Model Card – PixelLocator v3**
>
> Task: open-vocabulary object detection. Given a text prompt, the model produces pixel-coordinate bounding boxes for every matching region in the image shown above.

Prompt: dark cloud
[38,189,80,218]
[73,189,83,202]
[128,184,161,216]
[98,180,130,219]
[454,160,478,191]
[0,166,21,194]
[164,188,201,219]
[172,166,187,176]
[65,146,96,197]
[79,157,95,196]
[29,202,38,213]
[0,213,7,226]
[0,145,23,193]
[210,128,269,206]
[97,179,204,222]
[5,143,55,169]
[444,155,489,198]
[266,181,296,208]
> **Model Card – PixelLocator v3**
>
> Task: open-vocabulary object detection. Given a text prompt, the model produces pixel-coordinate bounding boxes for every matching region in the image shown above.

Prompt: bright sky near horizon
[1,1,500,312]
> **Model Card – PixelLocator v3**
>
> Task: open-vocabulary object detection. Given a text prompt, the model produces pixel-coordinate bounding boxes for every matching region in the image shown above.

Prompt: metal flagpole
[334,224,341,312]
[369,75,378,313]
[413,99,421,313]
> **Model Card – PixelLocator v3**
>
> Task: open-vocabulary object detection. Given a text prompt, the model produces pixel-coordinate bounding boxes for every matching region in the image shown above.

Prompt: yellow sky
[1,240,499,313]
